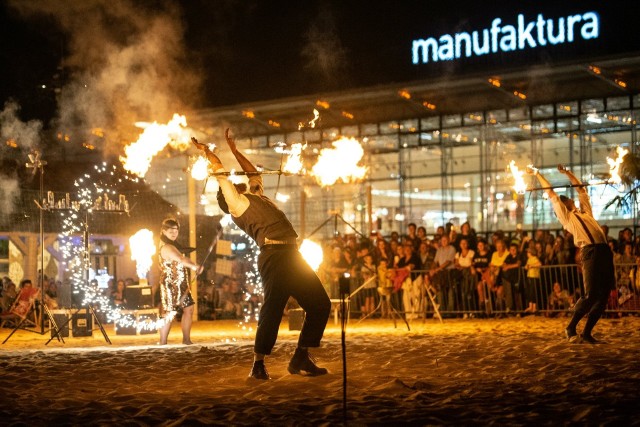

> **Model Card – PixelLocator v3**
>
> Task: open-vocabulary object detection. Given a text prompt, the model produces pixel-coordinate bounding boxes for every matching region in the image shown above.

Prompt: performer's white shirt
[213,166,263,218]
[550,189,607,248]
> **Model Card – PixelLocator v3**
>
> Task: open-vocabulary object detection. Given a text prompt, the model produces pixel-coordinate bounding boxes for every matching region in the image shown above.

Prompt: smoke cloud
[9,0,201,156]
[0,174,20,216]
[301,5,349,88]
[0,100,42,151]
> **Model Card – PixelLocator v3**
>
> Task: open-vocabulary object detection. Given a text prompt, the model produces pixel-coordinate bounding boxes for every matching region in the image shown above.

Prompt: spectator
[429,235,457,313]
[489,239,509,313]
[472,240,492,315]
[454,238,475,317]
[501,243,522,312]
[110,279,126,308]
[524,248,542,313]
[548,282,573,316]
[359,254,378,318]
[44,279,59,309]
[1,280,17,313]
[218,278,242,318]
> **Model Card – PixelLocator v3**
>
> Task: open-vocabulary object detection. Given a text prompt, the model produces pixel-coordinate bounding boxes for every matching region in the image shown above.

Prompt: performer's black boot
[288,348,328,376]
[248,360,270,380]
[581,314,600,343]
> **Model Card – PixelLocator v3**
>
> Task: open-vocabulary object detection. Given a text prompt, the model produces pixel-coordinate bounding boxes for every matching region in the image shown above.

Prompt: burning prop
[129,229,156,284]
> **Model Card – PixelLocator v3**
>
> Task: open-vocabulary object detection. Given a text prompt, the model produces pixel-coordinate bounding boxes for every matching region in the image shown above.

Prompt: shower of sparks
[57,162,172,332]
[607,146,629,185]
[311,137,367,186]
[120,113,191,178]
[129,229,156,280]
[508,160,529,194]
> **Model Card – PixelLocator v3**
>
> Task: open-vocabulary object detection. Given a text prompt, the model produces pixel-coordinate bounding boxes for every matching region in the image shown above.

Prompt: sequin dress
[159,241,195,315]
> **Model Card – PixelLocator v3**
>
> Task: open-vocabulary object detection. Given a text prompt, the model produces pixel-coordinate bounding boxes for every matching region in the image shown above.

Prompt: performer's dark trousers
[568,243,615,334]
[255,245,331,355]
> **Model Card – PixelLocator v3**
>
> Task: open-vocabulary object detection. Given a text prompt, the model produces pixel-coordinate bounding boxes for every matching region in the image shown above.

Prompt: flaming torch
[191,156,210,181]
[129,229,156,285]
[607,146,629,185]
[282,143,305,175]
[508,160,530,195]
[311,137,368,187]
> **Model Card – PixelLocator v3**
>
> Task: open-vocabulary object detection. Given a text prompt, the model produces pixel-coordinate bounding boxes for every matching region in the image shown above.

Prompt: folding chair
[0,289,38,329]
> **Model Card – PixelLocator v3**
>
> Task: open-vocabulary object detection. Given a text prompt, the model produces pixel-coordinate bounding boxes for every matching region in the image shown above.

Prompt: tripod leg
[44,305,66,345]
[356,298,383,324]
[89,305,112,345]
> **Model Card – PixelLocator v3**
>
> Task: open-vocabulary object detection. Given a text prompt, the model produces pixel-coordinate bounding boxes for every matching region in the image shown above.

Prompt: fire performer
[192,130,331,380]
[526,164,614,343]
[158,218,203,345]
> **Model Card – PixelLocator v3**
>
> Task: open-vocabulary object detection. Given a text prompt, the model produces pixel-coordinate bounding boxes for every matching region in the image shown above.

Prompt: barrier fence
[345,263,640,318]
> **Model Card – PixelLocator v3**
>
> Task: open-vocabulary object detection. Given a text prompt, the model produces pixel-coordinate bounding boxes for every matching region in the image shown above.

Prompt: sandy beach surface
[1,315,639,426]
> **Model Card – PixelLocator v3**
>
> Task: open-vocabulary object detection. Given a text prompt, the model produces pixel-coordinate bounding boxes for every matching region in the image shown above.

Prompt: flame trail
[508,160,529,194]
[129,229,156,279]
[299,239,323,271]
[607,146,629,184]
[311,137,367,186]
[298,108,320,130]
[120,114,190,177]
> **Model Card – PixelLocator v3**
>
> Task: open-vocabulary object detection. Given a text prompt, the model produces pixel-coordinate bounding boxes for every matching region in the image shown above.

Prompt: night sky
[0,0,637,127]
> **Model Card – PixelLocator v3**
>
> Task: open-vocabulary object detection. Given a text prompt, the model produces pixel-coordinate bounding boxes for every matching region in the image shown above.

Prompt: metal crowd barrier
[346,263,640,318]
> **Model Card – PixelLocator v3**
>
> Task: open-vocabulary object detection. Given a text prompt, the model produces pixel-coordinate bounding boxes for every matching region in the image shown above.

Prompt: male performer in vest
[192,130,331,379]
[527,164,614,343]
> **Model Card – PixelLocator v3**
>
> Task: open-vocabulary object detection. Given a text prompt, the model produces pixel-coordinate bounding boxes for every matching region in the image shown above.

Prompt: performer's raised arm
[526,165,556,199]
[224,128,263,195]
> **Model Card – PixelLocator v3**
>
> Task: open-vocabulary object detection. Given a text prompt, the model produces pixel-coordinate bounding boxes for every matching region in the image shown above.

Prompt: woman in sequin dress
[158,218,202,345]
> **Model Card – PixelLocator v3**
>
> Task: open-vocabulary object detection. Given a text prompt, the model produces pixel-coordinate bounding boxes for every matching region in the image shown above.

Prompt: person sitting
[110,279,127,308]
[1,280,17,313]
[547,282,573,316]
[44,279,59,310]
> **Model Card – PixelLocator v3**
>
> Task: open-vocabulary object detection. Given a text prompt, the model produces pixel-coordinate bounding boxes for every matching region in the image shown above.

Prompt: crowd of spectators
[316,222,640,318]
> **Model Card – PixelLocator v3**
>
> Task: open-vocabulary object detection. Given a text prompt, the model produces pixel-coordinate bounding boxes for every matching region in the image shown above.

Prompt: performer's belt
[261,237,298,249]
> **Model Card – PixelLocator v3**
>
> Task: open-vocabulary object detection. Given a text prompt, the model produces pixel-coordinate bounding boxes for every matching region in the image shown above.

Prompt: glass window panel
[380,121,400,134]
[463,112,484,126]
[285,131,305,144]
[556,118,579,132]
[420,116,440,130]
[322,128,340,140]
[487,109,507,124]
[267,134,285,147]
[582,99,605,113]
[400,134,419,148]
[361,123,378,136]
[508,107,529,120]
[399,119,419,132]
[341,125,359,137]
[556,101,577,116]
[303,129,321,142]
[607,96,630,111]
[364,135,398,152]
[443,114,462,128]
[532,104,554,119]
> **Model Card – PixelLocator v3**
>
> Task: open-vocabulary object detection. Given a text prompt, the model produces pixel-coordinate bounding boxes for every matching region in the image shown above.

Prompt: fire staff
[527,164,614,343]
[192,130,331,380]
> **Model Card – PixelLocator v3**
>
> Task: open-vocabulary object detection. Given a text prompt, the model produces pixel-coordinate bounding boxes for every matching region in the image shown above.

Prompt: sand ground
[1,315,639,426]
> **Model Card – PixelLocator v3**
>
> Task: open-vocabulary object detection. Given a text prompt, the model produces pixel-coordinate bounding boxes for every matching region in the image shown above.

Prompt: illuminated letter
[438,34,454,60]
[472,29,490,55]
[567,14,582,42]
[500,25,516,52]
[581,12,599,39]
[412,38,439,64]
[517,14,536,49]
[536,14,547,46]
[490,18,502,53]
[455,32,472,58]
[547,18,565,44]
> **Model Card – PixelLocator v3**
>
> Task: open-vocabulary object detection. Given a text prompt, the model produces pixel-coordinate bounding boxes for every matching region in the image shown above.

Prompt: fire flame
[299,239,323,271]
[509,161,529,195]
[298,109,320,130]
[129,229,156,279]
[311,137,367,186]
[282,143,305,174]
[191,156,210,181]
[607,146,629,184]
[120,114,190,177]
